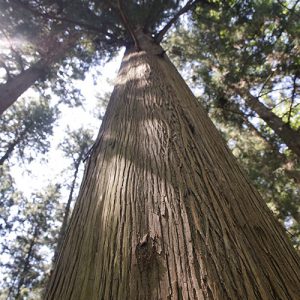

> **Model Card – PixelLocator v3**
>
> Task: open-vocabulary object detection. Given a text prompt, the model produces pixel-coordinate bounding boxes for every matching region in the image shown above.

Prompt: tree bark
[232,86,300,159]
[0,33,79,115]
[46,34,300,299]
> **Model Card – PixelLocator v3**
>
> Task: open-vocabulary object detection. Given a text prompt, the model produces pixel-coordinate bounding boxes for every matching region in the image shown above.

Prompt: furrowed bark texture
[46,35,300,299]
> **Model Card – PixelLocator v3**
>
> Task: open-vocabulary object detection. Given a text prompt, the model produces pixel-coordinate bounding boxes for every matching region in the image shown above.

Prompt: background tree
[54,127,94,261]
[0,165,22,249]
[0,184,62,299]
[0,97,58,166]
[0,124,96,298]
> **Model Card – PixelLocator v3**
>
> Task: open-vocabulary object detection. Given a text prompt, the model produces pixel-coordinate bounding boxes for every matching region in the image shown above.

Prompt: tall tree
[0,184,61,299]
[163,2,300,243]
[32,1,300,299]
[200,101,300,248]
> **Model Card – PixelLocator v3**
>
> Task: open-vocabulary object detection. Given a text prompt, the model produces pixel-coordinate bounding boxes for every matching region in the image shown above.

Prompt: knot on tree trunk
[135,233,158,272]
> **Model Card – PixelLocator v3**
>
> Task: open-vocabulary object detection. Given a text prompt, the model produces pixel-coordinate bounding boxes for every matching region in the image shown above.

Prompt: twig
[258,87,292,98]
[83,143,96,162]
[258,71,274,97]
[222,106,255,118]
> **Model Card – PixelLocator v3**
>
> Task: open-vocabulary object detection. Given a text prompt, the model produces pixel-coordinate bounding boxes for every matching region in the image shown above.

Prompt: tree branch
[258,87,291,98]
[155,0,203,43]
[115,0,140,50]
[287,74,297,124]
[278,0,300,17]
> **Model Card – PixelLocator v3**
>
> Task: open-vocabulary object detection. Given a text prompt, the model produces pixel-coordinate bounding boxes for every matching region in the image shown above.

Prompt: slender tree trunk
[0,33,78,115]
[46,34,300,299]
[53,155,82,262]
[232,86,300,159]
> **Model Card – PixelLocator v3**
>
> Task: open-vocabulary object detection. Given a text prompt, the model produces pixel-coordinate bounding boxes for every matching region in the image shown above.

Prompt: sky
[10,49,125,198]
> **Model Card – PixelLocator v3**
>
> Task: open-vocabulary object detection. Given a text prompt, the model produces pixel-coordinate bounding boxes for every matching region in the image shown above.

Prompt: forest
[0,0,299,299]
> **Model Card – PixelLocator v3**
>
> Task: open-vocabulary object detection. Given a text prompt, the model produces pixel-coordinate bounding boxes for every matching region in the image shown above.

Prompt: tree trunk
[232,86,300,159]
[46,34,300,299]
[0,33,79,115]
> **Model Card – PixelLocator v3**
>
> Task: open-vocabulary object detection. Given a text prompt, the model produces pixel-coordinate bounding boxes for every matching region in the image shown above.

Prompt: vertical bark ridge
[46,36,300,299]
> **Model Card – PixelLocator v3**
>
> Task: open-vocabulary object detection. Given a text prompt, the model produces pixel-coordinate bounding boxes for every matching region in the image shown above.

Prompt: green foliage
[0,97,58,165]
[0,166,22,239]
[124,0,181,32]
[59,126,94,164]
[167,0,300,118]
[0,184,62,299]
